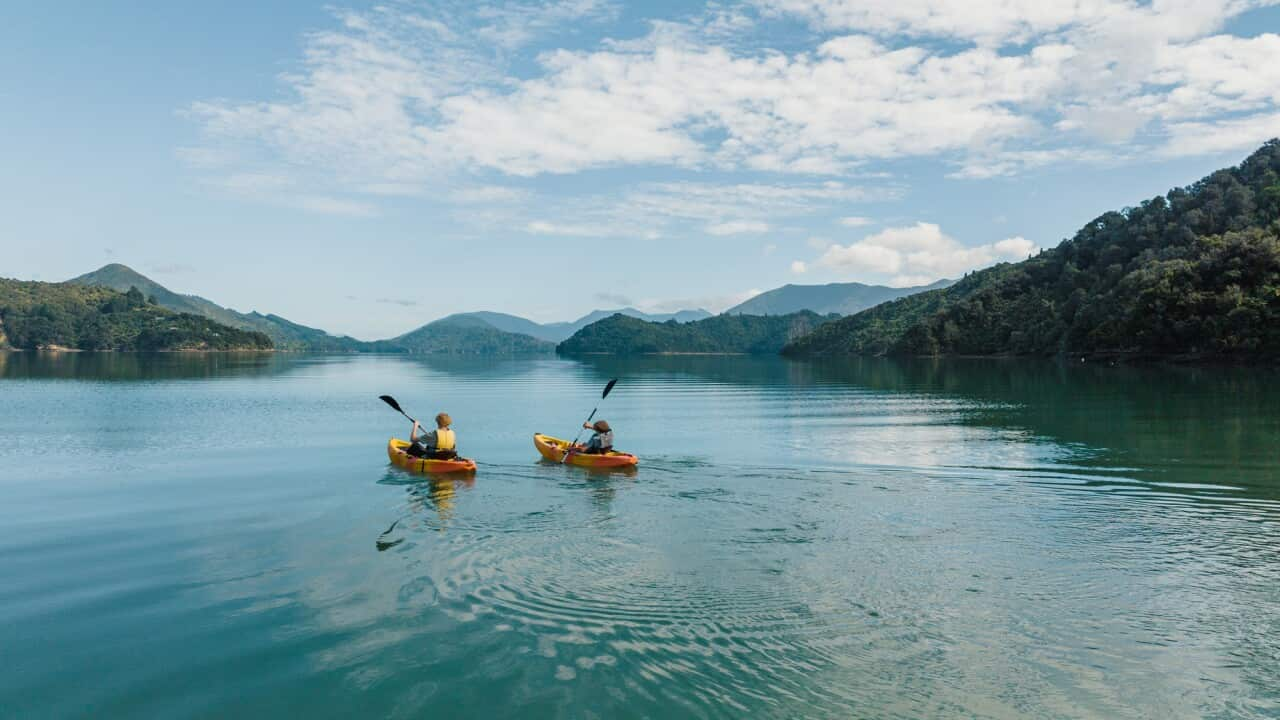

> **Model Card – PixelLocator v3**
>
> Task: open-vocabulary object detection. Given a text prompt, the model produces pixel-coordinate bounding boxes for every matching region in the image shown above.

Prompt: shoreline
[2,347,278,354]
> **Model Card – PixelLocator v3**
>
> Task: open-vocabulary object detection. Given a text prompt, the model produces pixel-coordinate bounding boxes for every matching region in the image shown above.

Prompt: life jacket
[434,428,456,451]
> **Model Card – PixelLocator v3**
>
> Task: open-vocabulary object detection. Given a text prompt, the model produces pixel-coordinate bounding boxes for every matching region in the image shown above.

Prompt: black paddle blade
[379,395,404,413]
[601,378,618,399]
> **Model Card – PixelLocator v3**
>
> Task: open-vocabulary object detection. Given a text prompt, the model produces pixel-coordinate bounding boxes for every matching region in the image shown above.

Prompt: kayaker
[575,419,613,454]
[408,413,458,459]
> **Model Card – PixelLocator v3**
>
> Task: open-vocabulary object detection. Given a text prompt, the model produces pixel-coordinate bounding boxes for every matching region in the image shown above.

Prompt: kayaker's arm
[410,420,422,443]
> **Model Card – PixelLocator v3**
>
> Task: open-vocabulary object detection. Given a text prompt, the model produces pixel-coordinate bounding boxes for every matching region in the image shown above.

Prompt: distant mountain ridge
[726,279,952,316]
[71,264,367,351]
[444,307,712,342]
[70,264,713,353]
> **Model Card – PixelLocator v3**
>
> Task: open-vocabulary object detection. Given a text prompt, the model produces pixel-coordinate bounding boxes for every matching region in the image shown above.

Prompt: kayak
[387,438,477,474]
[533,433,639,468]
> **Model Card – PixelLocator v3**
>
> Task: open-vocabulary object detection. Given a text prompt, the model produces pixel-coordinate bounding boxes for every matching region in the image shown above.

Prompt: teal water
[1,352,1278,719]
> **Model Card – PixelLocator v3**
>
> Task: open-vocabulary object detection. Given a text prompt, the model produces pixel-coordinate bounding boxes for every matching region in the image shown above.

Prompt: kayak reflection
[375,470,475,549]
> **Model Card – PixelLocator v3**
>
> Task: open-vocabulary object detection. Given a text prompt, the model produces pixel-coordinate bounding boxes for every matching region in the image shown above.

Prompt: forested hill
[558,312,834,355]
[71,264,367,351]
[784,140,1280,359]
[374,315,554,355]
[0,279,273,351]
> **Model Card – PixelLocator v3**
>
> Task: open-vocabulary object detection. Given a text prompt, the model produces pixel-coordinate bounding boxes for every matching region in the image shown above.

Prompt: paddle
[379,394,418,427]
[563,378,618,463]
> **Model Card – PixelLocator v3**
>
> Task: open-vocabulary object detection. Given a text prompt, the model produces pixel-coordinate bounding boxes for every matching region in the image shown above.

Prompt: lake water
[2,352,1278,719]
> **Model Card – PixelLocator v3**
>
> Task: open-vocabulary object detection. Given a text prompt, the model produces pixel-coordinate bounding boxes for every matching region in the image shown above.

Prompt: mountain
[0,278,272,351]
[66,265,656,354]
[727,280,952,316]
[784,140,1280,359]
[446,307,713,342]
[377,315,553,354]
[71,264,369,351]
[439,311,558,340]
[557,311,834,355]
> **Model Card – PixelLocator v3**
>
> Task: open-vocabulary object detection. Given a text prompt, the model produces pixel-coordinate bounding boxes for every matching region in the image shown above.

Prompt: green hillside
[0,278,272,351]
[376,316,554,355]
[784,141,1280,359]
[71,264,368,351]
[558,311,834,355]
[727,279,951,316]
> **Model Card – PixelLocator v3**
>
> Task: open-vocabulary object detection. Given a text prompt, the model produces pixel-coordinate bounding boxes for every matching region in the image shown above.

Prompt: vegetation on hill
[784,140,1280,358]
[376,316,554,355]
[71,264,368,351]
[558,312,834,355]
[0,279,273,351]
[726,279,952,316]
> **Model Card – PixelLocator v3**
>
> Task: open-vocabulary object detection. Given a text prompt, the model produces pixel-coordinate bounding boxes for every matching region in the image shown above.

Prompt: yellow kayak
[533,433,639,468]
[387,438,477,474]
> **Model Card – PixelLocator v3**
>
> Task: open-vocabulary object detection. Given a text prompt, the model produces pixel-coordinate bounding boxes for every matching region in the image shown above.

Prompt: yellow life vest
[434,428,456,451]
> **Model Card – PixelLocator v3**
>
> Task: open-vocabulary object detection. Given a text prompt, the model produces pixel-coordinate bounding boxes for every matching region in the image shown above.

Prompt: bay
[1,352,1278,719]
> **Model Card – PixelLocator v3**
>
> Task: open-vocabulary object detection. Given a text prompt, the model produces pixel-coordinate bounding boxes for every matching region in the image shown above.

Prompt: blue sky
[4,1,1280,339]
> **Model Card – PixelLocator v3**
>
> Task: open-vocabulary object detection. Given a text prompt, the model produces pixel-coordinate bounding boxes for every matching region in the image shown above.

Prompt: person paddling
[574,420,613,454]
[408,413,458,459]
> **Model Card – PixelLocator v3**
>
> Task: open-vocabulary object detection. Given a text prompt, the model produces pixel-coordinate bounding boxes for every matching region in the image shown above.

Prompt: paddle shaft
[563,379,618,462]
[569,407,600,447]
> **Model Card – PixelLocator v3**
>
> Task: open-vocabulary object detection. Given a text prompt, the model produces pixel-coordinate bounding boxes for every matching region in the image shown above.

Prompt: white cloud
[790,260,808,274]
[888,274,937,287]
[185,8,1071,183]
[474,0,620,50]
[360,183,429,197]
[758,0,1277,45]
[821,239,903,273]
[817,222,1039,281]
[481,180,888,242]
[838,216,872,227]
[706,220,770,235]
[763,243,778,255]
[183,0,1280,214]
[450,185,531,203]
[624,181,890,221]
[525,220,612,236]
[1159,111,1280,157]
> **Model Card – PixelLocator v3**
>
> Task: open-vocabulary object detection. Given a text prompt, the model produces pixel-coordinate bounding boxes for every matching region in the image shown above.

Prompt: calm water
[2,352,1278,719]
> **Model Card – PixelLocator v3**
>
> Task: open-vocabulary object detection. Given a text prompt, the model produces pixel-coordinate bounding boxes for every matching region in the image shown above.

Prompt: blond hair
[436,413,452,428]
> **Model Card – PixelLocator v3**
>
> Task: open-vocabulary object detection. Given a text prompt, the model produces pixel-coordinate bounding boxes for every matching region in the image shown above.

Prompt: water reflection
[0,350,300,380]
[376,469,475,544]
[566,355,1280,504]
[4,353,1279,718]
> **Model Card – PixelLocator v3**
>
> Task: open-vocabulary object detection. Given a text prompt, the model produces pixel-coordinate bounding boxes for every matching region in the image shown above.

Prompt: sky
[3,0,1280,340]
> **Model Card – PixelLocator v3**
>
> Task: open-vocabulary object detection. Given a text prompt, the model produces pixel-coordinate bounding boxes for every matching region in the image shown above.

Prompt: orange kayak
[387,438,477,474]
[533,433,639,468]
